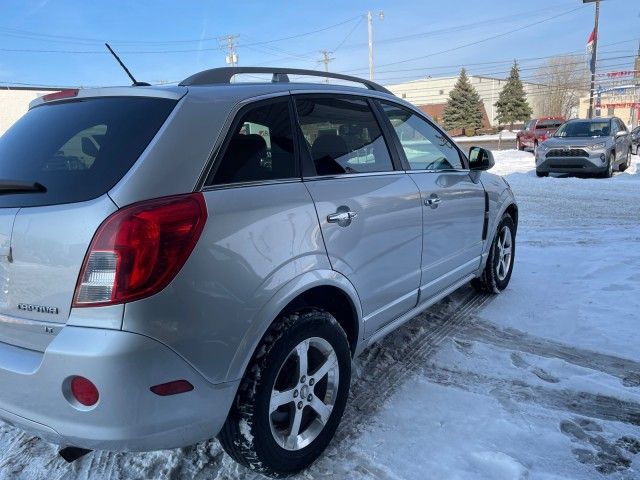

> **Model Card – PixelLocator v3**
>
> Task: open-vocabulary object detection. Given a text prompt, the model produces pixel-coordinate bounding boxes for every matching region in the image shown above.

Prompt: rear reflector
[70,376,99,406]
[150,380,194,396]
[73,193,207,307]
[43,89,79,102]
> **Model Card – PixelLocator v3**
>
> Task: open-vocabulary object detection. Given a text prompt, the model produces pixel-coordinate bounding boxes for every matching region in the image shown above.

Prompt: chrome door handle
[327,207,358,227]
[425,195,441,208]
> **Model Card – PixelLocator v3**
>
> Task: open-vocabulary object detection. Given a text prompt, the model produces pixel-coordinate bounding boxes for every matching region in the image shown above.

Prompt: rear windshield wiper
[0,180,47,194]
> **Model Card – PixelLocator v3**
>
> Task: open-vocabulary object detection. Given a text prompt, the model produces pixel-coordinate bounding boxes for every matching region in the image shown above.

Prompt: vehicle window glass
[295,97,393,176]
[0,97,176,208]
[611,119,620,134]
[379,101,463,171]
[536,120,563,130]
[555,120,611,138]
[210,100,296,185]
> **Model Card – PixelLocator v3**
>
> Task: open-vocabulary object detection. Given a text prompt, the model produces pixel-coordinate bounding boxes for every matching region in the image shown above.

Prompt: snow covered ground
[1,150,640,479]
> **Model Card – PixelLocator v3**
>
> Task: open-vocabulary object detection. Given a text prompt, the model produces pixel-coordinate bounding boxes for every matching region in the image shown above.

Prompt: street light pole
[584,0,600,119]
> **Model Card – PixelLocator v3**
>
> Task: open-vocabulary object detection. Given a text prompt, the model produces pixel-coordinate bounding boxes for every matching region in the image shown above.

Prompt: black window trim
[372,98,470,172]
[200,95,302,190]
[291,92,404,180]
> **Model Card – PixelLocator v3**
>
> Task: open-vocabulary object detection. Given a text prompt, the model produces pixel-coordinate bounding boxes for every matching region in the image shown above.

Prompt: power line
[340,5,590,73]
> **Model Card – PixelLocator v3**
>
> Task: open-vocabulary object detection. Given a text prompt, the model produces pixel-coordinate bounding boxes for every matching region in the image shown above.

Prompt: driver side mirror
[468,146,495,171]
[615,130,627,138]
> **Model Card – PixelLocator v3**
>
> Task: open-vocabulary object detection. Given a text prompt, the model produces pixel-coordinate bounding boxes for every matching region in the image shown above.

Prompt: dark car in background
[517,117,565,155]
[535,117,632,178]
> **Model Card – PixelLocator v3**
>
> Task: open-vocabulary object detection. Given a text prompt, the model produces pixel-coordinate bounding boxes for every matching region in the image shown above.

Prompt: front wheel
[601,152,614,178]
[619,149,631,172]
[472,214,516,293]
[218,309,351,477]
[536,170,548,177]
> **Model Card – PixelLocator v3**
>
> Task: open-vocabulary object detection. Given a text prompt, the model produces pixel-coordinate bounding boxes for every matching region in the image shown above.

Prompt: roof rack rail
[179,67,393,95]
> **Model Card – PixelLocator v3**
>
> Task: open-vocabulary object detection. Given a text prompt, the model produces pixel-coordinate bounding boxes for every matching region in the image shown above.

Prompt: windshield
[0,96,176,208]
[554,120,611,138]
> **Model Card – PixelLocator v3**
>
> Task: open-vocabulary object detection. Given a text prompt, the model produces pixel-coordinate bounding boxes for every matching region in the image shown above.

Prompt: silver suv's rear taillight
[73,193,207,307]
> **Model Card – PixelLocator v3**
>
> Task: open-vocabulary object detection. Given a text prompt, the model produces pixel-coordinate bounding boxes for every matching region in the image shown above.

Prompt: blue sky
[0,0,638,87]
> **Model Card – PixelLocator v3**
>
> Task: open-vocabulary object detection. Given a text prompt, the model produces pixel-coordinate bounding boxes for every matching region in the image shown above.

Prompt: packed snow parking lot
[1,149,639,480]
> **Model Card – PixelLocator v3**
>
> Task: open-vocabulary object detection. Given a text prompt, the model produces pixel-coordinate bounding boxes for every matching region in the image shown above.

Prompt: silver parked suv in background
[535,117,632,178]
[0,67,517,477]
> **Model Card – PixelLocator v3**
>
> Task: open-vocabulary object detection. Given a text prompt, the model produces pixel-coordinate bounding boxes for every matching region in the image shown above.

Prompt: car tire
[536,170,548,177]
[517,138,524,151]
[218,309,351,478]
[472,214,516,294]
[533,141,538,157]
[619,149,630,172]
[601,152,614,178]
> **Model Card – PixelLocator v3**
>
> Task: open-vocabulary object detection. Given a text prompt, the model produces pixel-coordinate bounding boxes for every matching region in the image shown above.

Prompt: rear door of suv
[0,92,178,351]
[376,100,485,300]
[294,94,423,335]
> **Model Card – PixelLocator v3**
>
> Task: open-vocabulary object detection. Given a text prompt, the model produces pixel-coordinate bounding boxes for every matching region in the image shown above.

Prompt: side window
[295,96,394,176]
[379,101,463,171]
[210,100,296,185]
[611,119,619,134]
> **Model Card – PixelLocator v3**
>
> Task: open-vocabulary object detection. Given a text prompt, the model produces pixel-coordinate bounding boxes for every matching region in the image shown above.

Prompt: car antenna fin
[104,43,151,87]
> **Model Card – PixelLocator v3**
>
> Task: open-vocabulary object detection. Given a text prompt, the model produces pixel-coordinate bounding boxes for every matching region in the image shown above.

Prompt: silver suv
[0,67,517,477]
[535,117,633,178]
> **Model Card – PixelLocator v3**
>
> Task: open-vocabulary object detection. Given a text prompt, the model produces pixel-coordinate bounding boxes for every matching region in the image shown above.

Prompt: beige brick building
[0,87,60,135]
[385,75,547,127]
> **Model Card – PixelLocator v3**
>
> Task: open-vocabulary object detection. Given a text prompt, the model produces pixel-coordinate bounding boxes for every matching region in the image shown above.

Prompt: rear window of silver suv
[0,96,176,208]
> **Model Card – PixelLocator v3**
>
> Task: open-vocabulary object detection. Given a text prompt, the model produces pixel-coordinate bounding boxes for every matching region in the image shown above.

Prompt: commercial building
[0,86,60,135]
[385,75,548,128]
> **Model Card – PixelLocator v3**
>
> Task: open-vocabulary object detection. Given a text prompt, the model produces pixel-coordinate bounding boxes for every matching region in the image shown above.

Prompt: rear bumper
[535,153,607,174]
[0,327,238,451]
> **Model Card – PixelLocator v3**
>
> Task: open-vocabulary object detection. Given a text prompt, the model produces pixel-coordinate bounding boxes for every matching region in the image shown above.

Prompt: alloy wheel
[269,337,339,451]
[496,225,513,282]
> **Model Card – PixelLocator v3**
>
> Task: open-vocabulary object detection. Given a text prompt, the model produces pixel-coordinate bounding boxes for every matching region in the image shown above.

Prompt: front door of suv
[294,95,423,336]
[377,101,485,300]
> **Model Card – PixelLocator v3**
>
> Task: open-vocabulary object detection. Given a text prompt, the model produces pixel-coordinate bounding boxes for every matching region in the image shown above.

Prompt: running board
[59,446,92,463]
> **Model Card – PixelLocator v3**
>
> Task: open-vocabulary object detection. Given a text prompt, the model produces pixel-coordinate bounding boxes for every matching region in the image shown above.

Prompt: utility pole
[367,10,384,81]
[220,34,239,68]
[319,50,335,82]
[583,0,600,119]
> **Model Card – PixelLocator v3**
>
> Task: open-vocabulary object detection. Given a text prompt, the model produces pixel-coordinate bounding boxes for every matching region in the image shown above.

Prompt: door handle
[327,207,358,227]
[425,194,441,208]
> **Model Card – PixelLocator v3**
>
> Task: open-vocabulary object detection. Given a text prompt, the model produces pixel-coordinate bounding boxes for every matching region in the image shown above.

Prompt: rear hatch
[0,92,178,351]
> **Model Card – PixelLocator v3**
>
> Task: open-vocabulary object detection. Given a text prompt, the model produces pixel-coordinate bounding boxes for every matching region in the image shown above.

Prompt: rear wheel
[218,309,351,477]
[517,138,524,151]
[472,214,516,294]
[533,141,538,157]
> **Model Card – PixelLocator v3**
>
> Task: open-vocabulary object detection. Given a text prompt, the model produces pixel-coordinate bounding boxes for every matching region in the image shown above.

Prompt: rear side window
[209,100,296,185]
[295,96,394,176]
[0,97,176,208]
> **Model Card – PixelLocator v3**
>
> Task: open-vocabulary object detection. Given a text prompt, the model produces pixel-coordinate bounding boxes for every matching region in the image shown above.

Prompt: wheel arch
[224,269,363,383]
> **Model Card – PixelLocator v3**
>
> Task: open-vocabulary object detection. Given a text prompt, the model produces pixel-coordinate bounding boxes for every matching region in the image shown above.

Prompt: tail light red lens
[73,193,207,307]
[71,376,99,406]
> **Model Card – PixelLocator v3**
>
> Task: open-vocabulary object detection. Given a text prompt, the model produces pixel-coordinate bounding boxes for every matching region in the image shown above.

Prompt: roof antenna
[104,43,150,87]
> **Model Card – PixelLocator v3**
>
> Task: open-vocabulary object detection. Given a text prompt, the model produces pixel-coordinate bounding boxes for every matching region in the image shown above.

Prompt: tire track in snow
[332,289,493,444]
[456,319,640,386]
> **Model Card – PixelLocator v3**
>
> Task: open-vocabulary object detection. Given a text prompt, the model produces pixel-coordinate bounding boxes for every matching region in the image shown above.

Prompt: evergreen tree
[442,68,484,134]
[494,61,533,129]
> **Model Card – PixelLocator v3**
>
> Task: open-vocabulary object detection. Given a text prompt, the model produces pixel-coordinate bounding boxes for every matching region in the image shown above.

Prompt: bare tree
[532,55,590,118]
